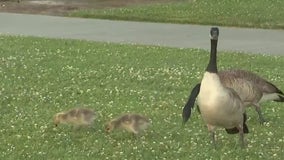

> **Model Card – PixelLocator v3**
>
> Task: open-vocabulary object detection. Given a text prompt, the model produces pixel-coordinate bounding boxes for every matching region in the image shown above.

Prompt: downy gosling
[105,113,150,135]
[54,108,95,128]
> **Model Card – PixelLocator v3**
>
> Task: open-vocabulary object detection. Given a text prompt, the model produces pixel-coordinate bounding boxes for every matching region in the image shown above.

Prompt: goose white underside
[259,93,281,103]
[198,72,244,128]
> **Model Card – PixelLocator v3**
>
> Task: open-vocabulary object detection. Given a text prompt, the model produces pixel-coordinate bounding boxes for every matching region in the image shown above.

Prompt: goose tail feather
[182,83,201,125]
[274,93,284,102]
[264,81,284,102]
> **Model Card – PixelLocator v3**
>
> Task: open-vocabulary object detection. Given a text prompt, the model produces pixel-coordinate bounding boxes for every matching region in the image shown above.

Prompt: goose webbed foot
[211,131,217,149]
[253,103,267,124]
[259,116,267,125]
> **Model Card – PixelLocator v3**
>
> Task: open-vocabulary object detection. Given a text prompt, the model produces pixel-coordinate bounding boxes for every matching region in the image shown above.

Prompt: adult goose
[197,27,248,147]
[182,70,284,125]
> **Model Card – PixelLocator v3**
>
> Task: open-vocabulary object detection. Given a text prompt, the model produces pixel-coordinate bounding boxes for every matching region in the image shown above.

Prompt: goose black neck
[206,39,218,73]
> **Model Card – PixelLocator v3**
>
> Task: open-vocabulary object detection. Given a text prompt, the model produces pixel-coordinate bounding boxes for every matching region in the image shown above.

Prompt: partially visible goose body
[197,27,248,148]
[219,69,284,122]
[182,69,284,124]
[105,113,150,135]
[219,69,284,104]
[54,108,95,128]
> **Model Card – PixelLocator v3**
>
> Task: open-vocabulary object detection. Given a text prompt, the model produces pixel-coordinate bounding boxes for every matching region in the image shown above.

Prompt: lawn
[0,35,283,159]
[69,0,284,29]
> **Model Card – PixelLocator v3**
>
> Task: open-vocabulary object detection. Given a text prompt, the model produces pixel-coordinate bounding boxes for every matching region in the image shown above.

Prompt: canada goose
[53,108,95,128]
[197,27,248,147]
[182,69,284,124]
[105,113,150,135]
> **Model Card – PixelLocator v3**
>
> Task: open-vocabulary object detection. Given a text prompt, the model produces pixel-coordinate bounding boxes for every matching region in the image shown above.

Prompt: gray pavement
[0,12,283,55]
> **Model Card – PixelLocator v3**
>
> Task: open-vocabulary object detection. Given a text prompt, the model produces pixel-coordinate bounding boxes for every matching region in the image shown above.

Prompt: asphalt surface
[0,12,284,55]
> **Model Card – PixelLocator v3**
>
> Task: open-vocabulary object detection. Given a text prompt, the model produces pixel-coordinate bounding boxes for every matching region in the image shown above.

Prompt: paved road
[0,12,284,55]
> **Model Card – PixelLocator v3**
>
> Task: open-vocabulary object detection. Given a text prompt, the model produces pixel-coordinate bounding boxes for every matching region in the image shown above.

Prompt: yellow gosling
[54,108,95,129]
[105,113,150,135]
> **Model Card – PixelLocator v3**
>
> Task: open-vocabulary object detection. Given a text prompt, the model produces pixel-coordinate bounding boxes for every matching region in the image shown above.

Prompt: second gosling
[53,108,95,128]
[105,113,150,135]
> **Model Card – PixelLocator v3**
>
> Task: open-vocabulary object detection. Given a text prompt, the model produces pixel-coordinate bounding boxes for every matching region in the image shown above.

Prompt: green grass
[0,35,284,159]
[69,0,284,29]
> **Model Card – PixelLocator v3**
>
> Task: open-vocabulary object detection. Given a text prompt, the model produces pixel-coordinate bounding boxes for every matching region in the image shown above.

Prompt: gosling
[53,108,95,128]
[105,113,150,135]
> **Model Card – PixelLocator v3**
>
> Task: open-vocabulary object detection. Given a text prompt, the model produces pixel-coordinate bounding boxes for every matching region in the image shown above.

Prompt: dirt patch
[0,0,174,16]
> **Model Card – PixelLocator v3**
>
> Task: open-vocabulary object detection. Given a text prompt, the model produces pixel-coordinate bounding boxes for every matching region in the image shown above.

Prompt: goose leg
[207,124,216,148]
[253,103,266,124]
[211,131,216,148]
[237,125,245,148]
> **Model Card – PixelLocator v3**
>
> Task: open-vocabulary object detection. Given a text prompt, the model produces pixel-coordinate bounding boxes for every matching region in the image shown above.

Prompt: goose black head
[210,27,219,40]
